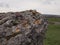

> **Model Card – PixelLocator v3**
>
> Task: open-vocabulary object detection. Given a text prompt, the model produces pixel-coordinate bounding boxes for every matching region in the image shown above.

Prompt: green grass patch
[47,18,60,22]
[44,24,60,45]
[44,18,60,45]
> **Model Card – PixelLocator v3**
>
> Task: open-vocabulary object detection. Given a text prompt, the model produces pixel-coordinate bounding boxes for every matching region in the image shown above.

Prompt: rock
[0,10,48,45]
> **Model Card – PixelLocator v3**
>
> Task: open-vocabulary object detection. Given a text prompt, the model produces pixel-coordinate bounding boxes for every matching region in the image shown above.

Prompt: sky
[0,0,60,15]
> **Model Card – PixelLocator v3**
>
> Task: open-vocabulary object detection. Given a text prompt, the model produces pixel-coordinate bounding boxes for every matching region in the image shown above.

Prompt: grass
[44,18,60,45]
[47,18,60,22]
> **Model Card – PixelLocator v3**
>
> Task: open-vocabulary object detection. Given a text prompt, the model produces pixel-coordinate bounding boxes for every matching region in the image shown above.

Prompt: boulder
[0,10,48,45]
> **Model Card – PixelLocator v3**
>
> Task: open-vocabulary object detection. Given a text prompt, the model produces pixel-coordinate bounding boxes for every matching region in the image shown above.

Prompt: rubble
[0,10,48,45]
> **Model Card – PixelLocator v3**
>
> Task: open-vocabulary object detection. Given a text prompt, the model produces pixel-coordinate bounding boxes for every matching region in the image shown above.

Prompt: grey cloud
[42,0,56,5]
[0,2,9,8]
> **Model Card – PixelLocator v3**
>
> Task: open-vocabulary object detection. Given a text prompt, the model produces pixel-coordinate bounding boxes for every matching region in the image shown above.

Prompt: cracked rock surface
[0,10,48,45]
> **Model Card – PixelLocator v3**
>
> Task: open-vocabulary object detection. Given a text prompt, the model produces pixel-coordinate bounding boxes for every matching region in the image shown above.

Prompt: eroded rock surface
[0,10,48,45]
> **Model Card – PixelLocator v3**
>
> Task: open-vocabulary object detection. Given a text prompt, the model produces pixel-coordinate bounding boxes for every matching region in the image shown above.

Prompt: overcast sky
[0,0,60,15]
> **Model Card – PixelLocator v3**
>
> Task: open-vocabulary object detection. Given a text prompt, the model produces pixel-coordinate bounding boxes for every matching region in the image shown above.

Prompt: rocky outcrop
[0,10,48,45]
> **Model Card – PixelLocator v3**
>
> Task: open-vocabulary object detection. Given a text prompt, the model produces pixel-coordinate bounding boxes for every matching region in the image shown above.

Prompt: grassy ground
[47,18,60,22]
[44,18,60,45]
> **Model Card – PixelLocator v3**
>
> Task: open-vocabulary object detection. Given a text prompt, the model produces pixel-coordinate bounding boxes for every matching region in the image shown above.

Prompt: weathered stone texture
[0,10,48,45]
